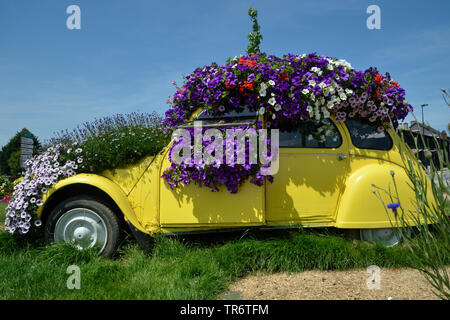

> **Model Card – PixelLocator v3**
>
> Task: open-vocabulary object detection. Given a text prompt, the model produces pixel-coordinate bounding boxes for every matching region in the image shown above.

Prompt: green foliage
[0,129,40,177]
[46,112,171,173]
[7,151,21,178]
[0,202,6,225]
[372,106,450,299]
[246,7,263,55]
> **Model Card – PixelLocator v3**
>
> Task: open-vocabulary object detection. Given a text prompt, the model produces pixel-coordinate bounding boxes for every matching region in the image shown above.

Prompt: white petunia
[268,80,275,86]
[315,111,321,121]
[301,89,310,95]
[259,107,265,115]
[274,104,282,111]
[322,108,330,118]
[268,97,276,106]
[326,100,334,109]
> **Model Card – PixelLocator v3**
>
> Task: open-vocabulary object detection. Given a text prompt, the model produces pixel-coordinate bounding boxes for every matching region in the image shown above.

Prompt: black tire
[44,195,122,257]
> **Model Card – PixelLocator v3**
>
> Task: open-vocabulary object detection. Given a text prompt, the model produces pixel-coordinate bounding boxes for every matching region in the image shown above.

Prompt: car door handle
[337,154,348,161]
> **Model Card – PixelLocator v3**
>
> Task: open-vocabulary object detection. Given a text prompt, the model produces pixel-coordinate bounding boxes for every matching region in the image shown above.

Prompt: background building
[398,121,449,169]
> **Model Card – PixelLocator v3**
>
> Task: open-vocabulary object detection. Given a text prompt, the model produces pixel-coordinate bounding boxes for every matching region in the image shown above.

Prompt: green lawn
[0,203,446,300]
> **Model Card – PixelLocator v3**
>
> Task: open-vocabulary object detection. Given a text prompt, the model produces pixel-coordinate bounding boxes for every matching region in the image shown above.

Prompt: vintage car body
[36,109,436,255]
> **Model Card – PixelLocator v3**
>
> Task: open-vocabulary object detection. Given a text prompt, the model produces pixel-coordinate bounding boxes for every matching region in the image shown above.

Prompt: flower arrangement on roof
[163,52,412,130]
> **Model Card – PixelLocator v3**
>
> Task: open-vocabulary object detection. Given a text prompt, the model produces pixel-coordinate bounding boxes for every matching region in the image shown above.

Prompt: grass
[1,199,447,300]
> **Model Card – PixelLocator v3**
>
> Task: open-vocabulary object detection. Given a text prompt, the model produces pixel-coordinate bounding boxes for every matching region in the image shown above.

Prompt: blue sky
[0,0,449,147]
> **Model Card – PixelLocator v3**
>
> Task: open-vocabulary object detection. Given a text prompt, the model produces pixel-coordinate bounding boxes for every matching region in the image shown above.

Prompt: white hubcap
[54,208,108,253]
[360,228,405,247]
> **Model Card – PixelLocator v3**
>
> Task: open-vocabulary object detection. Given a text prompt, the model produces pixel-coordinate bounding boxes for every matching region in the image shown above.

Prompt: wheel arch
[37,174,147,233]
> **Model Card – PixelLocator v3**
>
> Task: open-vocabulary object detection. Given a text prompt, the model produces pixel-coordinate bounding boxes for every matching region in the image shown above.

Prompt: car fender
[335,161,433,229]
[37,173,147,233]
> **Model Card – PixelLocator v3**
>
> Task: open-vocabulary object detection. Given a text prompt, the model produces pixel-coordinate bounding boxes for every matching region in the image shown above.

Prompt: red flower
[374,74,383,85]
[391,81,399,88]
[279,72,289,81]
[247,60,257,68]
[238,58,257,68]
[239,80,254,96]
[244,80,254,90]
[225,81,236,89]
[375,89,382,100]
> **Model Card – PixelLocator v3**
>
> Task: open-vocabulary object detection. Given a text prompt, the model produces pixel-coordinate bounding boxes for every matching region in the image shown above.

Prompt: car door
[158,108,265,228]
[265,118,350,225]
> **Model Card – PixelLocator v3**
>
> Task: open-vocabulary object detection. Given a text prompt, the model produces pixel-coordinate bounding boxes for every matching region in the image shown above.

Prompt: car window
[196,106,257,121]
[345,119,393,150]
[279,118,342,148]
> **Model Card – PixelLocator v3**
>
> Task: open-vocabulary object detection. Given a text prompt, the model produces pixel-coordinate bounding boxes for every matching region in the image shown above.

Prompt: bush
[7,151,21,178]
[0,177,14,203]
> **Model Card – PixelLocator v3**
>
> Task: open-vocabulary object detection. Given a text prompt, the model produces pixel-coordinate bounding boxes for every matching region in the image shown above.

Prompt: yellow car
[37,108,434,256]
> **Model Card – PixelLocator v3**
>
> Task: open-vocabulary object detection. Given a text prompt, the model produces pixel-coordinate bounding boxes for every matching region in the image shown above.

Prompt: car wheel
[44,195,122,257]
[359,228,411,247]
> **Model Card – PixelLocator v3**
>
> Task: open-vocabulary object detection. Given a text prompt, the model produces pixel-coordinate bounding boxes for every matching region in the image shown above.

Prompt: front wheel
[44,195,122,257]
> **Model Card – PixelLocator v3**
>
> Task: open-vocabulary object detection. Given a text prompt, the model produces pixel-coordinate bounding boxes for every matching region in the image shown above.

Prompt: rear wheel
[359,228,411,247]
[44,195,122,257]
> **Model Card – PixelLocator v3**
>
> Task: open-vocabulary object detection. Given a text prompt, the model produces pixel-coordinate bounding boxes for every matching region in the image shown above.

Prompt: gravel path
[223,268,448,300]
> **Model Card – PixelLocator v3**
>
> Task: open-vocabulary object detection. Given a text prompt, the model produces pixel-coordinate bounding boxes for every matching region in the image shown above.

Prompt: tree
[7,151,21,177]
[0,128,40,177]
